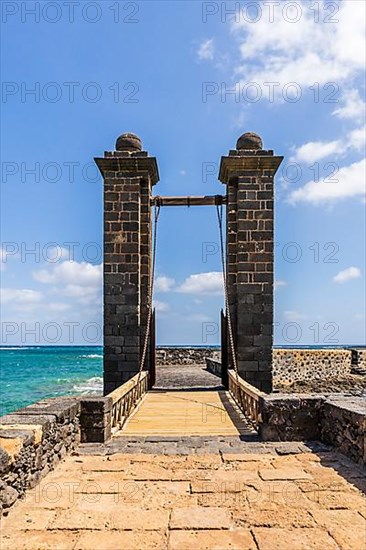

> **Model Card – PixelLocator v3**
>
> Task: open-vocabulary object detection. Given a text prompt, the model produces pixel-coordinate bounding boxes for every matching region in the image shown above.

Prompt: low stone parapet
[321,397,366,465]
[259,393,366,465]
[205,358,222,376]
[0,397,80,516]
[259,394,323,441]
[79,395,113,443]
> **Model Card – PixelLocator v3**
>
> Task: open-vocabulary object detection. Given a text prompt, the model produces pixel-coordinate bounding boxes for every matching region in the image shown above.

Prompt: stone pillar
[219,132,283,393]
[95,133,159,394]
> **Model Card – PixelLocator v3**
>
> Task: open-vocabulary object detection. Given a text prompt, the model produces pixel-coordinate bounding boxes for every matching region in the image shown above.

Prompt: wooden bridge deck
[116,390,255,437]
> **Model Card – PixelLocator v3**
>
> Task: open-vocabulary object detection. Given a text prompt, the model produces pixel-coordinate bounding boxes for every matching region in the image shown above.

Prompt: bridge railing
[228,369,265,429]
[108,371,149,433]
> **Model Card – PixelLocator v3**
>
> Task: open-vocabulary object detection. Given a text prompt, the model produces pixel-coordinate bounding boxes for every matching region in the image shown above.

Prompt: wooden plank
[117,390,253,437]
[108,371,149,404]
[151,195,227,207]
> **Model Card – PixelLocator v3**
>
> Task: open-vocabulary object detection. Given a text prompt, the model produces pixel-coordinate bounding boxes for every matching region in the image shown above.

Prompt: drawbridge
[118,390,254,437]
[92,131,284,442]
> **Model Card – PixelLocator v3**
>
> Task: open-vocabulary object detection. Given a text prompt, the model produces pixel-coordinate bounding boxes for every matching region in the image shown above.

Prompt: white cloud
[62,284,101,306]
[275,280,288,290]
[291,124,366,165]
[232,1,365,91]
[179,272,223,295]
[32,260,102,306]
[289,158,366,205]
[0,288,73,315]
[283,310,308,322]
[332,89,366,124]
[155,276,175,293]
[153,300,170,313]
[292,140,342,164]
[348,125,366,152]
[333,266,361,283]
[33,260,102,286]
[180,170,186,176]
[0,288,43,304]
[197,38,214,61]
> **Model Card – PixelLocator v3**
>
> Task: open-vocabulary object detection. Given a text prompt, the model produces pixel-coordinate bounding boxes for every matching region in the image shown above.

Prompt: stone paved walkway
[155,364,222,390]
[1,444,365,549]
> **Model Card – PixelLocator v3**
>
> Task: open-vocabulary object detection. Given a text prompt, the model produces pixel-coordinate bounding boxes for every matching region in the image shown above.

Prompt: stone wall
[156,347,364,384]
[156,347,220,366]
[273,349,352,386]
[351,349,366,374]
[259,392,366,465]
[205,357,222,376]
[0,397,80,517]
[321,397,366,466]
[259,394,323,442]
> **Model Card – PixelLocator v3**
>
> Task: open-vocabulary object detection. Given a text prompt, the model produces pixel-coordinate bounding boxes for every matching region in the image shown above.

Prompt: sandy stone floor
[1,446,365,550]
[155,365,222,390]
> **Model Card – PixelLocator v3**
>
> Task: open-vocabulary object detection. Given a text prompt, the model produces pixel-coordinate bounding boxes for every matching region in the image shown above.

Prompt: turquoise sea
[2,344,364,416]
[0,346,103,416]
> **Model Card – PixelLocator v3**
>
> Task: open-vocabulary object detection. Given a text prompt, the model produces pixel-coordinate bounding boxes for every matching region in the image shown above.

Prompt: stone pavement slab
[155,364,222,390]
[1,447,365,550]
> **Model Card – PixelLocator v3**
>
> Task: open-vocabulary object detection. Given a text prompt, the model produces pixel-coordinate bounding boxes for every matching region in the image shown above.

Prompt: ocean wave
[80,354,103,359]
[72,376,103,394]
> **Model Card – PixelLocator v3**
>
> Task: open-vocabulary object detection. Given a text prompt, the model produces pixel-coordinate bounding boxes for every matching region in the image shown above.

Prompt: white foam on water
[80,354,103,359]
[72,376,103,394]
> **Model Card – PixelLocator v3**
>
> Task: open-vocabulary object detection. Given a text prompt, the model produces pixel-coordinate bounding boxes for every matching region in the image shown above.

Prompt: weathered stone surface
[1,486,18,507]
[155,364,222,389]
[259,467,312,481]
[170,506,232,529]
[76,530,166,550]
[273,348,354,388]
[96,135,159,393]
[260,394,323,441]
[236,132,263,150]
[321,398,366,466]
[0,530,79,550]
[219,137,283,393]
[115,132,142,152]
[258,392,366,465]
[0,398,80,515]
[1,449,365,549]
[156,347,220,366]
[253,527,339,549]
[169,529,256,549]
[0,447,9,473]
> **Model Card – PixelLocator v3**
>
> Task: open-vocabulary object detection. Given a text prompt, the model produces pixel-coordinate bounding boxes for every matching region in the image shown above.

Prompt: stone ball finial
[236,132,263,150]
[115,133,142,152]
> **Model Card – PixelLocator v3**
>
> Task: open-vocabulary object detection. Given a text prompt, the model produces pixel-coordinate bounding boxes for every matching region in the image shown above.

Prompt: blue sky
[1,0,365,346]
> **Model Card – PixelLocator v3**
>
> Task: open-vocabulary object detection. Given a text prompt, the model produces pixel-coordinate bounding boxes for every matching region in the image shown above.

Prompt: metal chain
[138,203,161,379]
[216,203,240,382]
